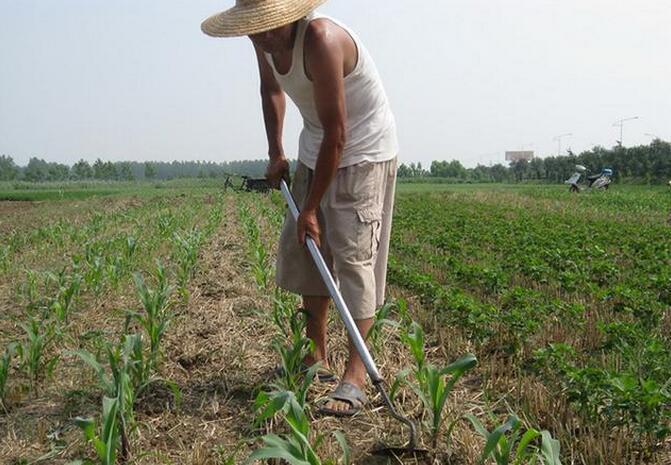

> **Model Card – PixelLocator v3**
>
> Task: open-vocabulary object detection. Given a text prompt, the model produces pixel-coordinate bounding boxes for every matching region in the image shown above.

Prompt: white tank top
[265,12,399,169]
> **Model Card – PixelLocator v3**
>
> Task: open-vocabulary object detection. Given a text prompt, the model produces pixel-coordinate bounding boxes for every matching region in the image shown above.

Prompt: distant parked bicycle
[565,165,613,192]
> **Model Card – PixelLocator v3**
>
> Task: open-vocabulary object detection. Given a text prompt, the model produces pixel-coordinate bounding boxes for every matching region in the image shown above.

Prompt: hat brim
[201,0,328,38]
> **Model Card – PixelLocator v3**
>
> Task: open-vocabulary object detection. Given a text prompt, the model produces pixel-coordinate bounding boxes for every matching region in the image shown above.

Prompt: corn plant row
[253,304,351,465]
[65,198,224,462]
[71,260,181,463]
[231,194,346,463]
[236,196,272,290]
[1,197,220,421]
[5,197,199,284]
[14,199,208,308]
[1,202,149,275]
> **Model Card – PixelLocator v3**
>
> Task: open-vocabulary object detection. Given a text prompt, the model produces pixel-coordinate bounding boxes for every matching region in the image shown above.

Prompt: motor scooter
[565,165,613,192]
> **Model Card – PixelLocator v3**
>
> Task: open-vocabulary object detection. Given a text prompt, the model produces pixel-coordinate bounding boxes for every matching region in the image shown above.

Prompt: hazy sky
[1,0,669,168]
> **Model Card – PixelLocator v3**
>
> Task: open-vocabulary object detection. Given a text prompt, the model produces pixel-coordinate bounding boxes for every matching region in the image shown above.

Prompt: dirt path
[127,194,276,464]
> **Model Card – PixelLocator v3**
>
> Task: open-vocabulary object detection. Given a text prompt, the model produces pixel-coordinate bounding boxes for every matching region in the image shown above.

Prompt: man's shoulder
[305,17,338,49]
[304,16,357,66]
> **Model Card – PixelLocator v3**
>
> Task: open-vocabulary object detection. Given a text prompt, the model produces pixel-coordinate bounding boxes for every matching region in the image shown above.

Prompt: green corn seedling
[466,414,557,465]
[157,211,177,237]
[85,254,105,297]
[47,270,82,323]
[401,320,477,447]
[271,288,302,339]
[204,204,223,236]
[252,242,270,289]
[73,335,144,402]
[72,349,115,398]
[131,261,173,371]
[124,235,138,262]
[237,200,272,289]
[172,228,203,299]
[16,319,59,390]
[20,269,40,310]
[400,321,426,374]
[1,343,17,409]
[74,332,178,444]
[87,212,104,236]
[73,334,149,461]
[0,244,9,273]
[249,390,349,465]
[258,363,318,421]
[270,300,313,395]
[273,335,315,395]
[420,354,477,448]
[366,300,399,354]
[388,368,411,404]
[216,445,241,465]
[74,396,121,465]
[539,430,562,465]
[71,253,84,275]
[105,255,124,290]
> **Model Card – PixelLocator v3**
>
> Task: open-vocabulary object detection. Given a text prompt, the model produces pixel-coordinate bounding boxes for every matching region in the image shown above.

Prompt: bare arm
[253,44,289,187]
[302,23,347,213]
[295,22,347,246]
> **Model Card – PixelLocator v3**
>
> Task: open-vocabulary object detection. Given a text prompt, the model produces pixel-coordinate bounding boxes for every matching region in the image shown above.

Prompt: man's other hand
[265,156,290,189]
[297,208,321,248]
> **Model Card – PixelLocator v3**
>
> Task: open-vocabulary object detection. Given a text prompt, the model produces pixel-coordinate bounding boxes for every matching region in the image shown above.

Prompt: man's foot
[318,380,367,416]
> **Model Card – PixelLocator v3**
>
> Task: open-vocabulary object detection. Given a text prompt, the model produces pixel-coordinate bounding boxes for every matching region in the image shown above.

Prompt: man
[202,0,398,416]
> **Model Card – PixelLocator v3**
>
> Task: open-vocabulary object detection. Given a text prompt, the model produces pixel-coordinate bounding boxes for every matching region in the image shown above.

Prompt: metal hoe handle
[279,179,383,383]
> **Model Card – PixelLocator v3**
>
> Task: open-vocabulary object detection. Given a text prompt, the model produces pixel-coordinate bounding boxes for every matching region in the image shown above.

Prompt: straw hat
[201,0,328,38]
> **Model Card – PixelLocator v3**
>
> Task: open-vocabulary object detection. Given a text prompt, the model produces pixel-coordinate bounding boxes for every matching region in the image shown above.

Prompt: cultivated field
[0,181,669,465]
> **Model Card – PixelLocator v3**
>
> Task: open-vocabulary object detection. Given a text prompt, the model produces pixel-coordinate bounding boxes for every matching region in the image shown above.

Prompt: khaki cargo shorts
[275,157,397,320]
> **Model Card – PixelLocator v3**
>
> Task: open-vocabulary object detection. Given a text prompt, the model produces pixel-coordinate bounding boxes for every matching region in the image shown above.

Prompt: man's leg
[321,158,397,412]
[323,317,374,412]
[303,295,330,366]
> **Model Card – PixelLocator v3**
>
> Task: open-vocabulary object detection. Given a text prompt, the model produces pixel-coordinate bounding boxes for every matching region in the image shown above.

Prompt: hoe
[280,179,427,459]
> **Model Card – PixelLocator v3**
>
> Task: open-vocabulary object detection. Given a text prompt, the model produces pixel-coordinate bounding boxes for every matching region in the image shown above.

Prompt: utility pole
[613,116,639,147]
[553,133,572,156]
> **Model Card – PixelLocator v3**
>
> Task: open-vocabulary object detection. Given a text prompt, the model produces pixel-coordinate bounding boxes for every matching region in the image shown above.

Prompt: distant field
[0,181,669,464]
[0,178,235,201]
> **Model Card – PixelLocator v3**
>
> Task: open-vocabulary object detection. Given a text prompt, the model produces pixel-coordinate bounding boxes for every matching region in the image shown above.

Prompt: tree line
[0,157,278,182]
[1,140,669,183]
[399,140,670,184]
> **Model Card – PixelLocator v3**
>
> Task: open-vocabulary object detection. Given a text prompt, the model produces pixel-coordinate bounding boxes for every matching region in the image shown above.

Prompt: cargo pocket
[355,207,383,262]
